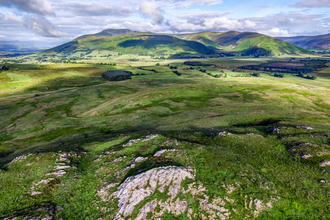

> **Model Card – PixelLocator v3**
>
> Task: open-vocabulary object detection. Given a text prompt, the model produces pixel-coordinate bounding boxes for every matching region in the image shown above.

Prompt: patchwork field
[1,57,330,219]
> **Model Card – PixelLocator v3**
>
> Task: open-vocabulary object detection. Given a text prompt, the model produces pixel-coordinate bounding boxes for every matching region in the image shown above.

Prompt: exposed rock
[135,157,148,163]
[296,126,313,130]
[46,170,67,178]
[244,196,278,218]
[113,156,126,163]
[320,160,330,167]
[142,134,159,142]
[55,165,71,170]
[271,128,280,133]
[35,178,55,186]
[3,203,57,220]
[31,191,42,196]
[97,182,117,201]
[110,166,194,219]
[123,135,159,147]
[135,199,158,220]
[123,139,141,147]
[154,149,178,157]
[301,154,312,159]
[218,131,231,136]
[10,153,35,164]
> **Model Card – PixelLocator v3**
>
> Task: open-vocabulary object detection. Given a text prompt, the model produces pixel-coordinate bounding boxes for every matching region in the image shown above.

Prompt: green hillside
[41,29,216,59]
[279,34,330,51]
[176,31,311,56]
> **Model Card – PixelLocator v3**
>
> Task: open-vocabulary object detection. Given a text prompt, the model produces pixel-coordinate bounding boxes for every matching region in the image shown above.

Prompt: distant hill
[39,29,312,59]
[0,41,44,53]
[41,29,216,59]
[175,31,311,56]
[278,34,330,51]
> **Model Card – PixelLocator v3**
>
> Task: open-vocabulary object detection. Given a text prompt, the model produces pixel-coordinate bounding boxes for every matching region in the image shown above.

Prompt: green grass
[0,56,330,219]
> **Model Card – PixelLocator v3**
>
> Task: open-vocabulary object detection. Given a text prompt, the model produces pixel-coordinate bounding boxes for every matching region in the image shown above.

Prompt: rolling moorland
[1,29,330,219]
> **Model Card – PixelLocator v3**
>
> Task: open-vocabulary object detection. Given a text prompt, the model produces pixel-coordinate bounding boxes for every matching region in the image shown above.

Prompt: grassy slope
[0,57,330,219]
[41,30,216,57]
[176,31,312,55]
[279,34,330,51]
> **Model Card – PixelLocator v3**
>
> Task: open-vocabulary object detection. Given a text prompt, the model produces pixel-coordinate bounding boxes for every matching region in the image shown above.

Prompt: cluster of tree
[170,66,178,69]
[239,59,326,80]
[137,67,158,73]
[100,54,112,58]
[206,72,227,78]
[173,71,181,76]
[250,73,260,77]
[169,53,221,59]
[0,65,10,71]
[128,59,139,61]
[51,60,79,64]
[233,74,254,77]
[298,72,317,80]
[95,63,117,66]
[273,73,284,78]
[239,59,327,75]
[102,70,132,81]
[183,61,216,67]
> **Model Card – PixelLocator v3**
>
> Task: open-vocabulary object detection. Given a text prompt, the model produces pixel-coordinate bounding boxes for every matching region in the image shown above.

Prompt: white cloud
[171,17,260,32]
[55,1,136,16]
[294,0,330,7]
[178,11,232,22]
[0,0,55,16]
[3,15,23,23]
[104,20,169,33]
[159,0,222,9]
[24,15,71,38]
[140,0,164,24]
[102,23,123,30]
[0,34,5,38]
[261,28,290,37]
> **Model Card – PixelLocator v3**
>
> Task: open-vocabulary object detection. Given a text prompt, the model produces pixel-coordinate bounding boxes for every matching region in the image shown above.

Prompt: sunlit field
[1,56,330,219]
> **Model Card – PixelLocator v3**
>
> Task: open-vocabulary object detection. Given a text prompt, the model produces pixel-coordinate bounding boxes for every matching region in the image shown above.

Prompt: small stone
[135,157,148,163]
[301,154,312,159]
[320,161,330,167]
[154,149,178,157]
[31,191,42,196]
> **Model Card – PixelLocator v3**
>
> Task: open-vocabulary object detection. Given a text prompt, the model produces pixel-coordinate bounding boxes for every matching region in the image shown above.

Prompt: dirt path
[82,97,120,116]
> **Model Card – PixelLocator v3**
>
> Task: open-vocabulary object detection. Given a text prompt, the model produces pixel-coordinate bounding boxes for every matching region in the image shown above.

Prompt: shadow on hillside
[117,35,216,55]
[0,116,302,169]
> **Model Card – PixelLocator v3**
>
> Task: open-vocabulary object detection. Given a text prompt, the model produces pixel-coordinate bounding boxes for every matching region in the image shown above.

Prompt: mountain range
[4,29,330,58]
[278,34,330,51]
[39,29,312,58]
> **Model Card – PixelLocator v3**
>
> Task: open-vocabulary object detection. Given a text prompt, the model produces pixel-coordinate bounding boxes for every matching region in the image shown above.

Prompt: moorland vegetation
[0,29,330,219]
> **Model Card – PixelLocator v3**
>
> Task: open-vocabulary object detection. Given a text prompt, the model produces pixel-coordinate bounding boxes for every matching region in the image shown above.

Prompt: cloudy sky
[0,0,329,47]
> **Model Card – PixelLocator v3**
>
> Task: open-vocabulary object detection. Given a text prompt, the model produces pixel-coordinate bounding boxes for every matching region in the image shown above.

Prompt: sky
[0,0,329,47]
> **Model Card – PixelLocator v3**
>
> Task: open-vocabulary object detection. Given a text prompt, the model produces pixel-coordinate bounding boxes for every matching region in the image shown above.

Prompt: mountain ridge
[39,29,312,58]
[278,34,330,51]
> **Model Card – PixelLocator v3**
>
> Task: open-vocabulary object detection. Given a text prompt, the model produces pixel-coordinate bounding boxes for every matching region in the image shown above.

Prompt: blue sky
[0,0,329,47]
